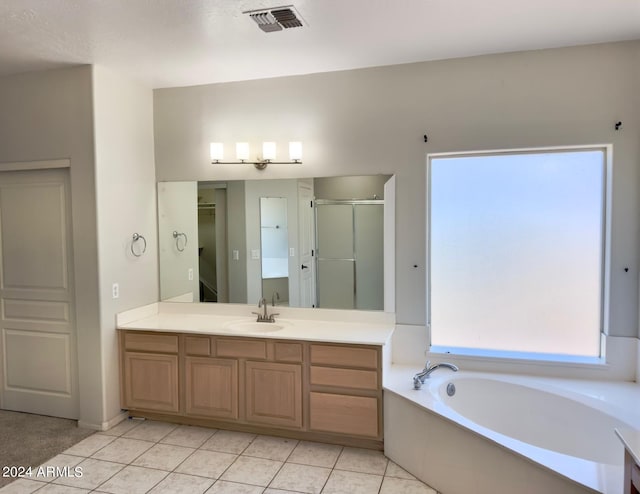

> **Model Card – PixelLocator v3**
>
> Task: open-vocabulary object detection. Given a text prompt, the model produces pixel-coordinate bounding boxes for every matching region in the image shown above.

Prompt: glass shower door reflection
[315,201,383,310]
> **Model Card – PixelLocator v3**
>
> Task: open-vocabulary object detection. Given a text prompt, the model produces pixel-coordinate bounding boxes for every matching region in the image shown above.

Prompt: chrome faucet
[413,361,458,389]
[252,296,279,323]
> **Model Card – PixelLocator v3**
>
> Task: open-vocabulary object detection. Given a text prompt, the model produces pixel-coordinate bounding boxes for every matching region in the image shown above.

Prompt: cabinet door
[245,361,302,429]
[123,352,179,413]
[309,392,379,438]
[185,357,238,419]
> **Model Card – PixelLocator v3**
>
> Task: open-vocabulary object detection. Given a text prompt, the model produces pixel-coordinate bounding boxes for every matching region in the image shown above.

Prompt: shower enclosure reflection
[157,175,394,311]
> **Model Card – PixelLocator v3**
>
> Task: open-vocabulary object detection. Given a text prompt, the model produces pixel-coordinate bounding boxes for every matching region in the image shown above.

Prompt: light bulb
[210,142,223,161]
[289,141,302,162]
[263,142,276,161]
[236,142,249,161]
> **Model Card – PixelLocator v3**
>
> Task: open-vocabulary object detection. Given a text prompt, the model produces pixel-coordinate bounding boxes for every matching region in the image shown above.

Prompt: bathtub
[384,366,640,494]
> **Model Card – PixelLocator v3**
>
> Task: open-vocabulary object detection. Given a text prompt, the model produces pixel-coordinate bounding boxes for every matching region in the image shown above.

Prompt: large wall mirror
[158,175,395,311]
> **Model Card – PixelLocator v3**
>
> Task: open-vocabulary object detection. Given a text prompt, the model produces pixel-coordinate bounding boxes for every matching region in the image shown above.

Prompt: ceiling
[1,0,639,89]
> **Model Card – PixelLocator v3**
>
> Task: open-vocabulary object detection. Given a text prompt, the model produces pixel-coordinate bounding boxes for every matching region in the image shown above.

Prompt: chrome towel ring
[173,231,188,252]
[131,233,147,257]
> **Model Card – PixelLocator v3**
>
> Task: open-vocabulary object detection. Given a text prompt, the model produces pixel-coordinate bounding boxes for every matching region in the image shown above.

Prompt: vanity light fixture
[210,141,303,170]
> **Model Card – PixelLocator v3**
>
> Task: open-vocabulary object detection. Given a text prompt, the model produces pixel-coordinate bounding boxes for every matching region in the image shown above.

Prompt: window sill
[428,345,607,369]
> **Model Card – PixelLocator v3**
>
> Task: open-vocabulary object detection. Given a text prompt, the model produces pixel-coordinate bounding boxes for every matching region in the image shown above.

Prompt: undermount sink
[225,320,286,334]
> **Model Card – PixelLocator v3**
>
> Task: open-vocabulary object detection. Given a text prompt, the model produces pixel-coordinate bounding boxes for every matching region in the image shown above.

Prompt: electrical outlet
[251,249,260,260]
[188,268,193,281]
[112,283,119,299]
[233,250,239,261]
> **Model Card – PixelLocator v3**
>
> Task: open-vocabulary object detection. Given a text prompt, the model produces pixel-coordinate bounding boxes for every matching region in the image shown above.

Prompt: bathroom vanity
[117,302,394,449]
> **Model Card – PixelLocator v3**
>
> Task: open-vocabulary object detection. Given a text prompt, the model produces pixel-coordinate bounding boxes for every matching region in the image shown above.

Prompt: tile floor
[0,419,438,494]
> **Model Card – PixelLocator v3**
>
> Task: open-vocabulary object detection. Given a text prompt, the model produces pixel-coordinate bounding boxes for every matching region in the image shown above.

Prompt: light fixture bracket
[210,159,302,170]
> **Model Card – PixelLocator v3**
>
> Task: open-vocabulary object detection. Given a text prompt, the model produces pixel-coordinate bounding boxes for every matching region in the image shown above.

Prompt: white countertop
[616,427,640,466]
[117,302,395,346]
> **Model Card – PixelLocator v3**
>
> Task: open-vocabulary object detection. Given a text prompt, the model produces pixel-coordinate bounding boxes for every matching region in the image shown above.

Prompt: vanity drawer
[274,342,303,362]
[124,332,178,353]
[185,336,211,356]
[309,392,379,438]
[310,344,378,370]
[310,366,378,391]
[216,338,267,359]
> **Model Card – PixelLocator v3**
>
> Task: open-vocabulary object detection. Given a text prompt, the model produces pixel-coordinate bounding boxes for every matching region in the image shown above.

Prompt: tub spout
[413,361,458,389]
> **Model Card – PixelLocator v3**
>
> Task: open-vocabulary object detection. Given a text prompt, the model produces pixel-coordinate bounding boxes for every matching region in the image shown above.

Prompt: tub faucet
[253,297,279,323]
[413,361,458,389]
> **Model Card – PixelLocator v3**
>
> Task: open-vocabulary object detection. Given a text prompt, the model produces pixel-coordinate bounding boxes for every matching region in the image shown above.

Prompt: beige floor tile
[242,435,297,461]
[122,420,177,442]
[0,479,45,494]
[287,441,342,468]
[334,447,388,475]
[132,443,195,471]
[52,458,123,490]
[63,434,115,457]
[220,456,283,487]
[385,461,417,480]
[268,463,330,494]
[29,484,90,493]
[205,480,264,494]
[148,472,215,494]
[101,419,141,437]
[91,437,154,464]
[379,477,437,494]
[264,489,306,494]
[96,465,168,494]
[321,470,383,494]
[160,425,216,448]
[175,450,237,479]
[201,430,256,454]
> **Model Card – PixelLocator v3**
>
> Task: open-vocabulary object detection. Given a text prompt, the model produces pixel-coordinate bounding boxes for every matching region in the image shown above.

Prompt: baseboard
[78,410,129,431]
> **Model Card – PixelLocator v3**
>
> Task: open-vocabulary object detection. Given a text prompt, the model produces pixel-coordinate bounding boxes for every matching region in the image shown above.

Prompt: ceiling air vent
[245,5,305,33]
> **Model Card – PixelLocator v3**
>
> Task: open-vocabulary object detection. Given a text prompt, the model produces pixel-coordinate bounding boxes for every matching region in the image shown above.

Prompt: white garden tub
[384,366,640,494]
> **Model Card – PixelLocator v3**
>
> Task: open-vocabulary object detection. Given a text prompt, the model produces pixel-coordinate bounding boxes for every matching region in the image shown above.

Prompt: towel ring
[173,231,188,252]
[131,233,147,257]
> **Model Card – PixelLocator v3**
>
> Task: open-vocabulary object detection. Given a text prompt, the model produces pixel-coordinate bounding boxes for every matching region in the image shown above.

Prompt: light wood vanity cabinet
[308,344,382,439]
[185,357,238,419]
[121,333,179,413]
[245,361,303,428]
[119,330,383,448]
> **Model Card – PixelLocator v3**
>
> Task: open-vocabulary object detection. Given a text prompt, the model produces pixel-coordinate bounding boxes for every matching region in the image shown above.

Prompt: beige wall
[0,66,104,425]
[158,181,199,301]
[92,66,158,424]
[154,41,640,338]
[227,181,248,303]
[314,175,391,200]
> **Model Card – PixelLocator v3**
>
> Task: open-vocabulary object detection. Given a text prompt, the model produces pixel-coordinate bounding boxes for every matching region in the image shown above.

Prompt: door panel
[0,168,78,418]
[4,329,71,394]
[298,182,315,307]
[354,204,384,310]
[1,183,68,292]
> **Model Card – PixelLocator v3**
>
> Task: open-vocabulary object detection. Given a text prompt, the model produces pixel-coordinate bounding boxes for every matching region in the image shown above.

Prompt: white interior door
[0,168,78,419]
[297,181,315,307]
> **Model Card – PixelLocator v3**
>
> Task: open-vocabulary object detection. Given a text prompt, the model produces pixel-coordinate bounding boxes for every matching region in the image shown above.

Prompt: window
[428,147,607,359]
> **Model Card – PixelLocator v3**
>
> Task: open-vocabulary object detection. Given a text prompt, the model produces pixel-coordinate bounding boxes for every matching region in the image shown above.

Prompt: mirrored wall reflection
[157,175,394,311]
[260,197,289,305]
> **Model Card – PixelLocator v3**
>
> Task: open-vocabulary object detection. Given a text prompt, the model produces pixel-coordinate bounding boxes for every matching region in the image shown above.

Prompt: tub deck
[383,365,640,494]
